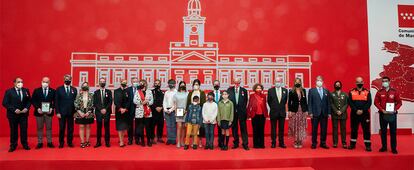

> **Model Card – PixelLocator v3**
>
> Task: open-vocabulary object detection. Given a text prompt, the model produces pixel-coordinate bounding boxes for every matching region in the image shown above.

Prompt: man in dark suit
[227,78,249,150]
[2,77,31,152]
[151,79,164,143]
[126,77,139,145]
[93,78,113,148]
[31,77,56,149]
[267,77,288,148]
[308,75,331,149]
[55,74,78,148]
[212,80,224,147]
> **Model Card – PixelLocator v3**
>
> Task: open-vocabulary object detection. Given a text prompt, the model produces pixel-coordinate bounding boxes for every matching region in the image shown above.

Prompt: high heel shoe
[85,142,91,147]
[80,143,86,148]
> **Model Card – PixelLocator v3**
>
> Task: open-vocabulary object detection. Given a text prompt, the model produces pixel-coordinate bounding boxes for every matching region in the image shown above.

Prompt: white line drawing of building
[71,0,312,91]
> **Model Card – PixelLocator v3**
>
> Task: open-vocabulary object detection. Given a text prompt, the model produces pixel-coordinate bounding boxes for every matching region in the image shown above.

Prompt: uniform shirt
[348,88,372,112]
[374,88,402,114]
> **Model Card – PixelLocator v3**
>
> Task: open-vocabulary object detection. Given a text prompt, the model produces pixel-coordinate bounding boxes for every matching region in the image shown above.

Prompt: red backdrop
[0,0,369,136]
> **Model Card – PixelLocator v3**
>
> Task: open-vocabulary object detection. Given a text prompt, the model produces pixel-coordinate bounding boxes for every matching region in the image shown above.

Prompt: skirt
[176,116,185,123]
[115,111,129,131]
[75,117,94,125]
[220,120,230,129]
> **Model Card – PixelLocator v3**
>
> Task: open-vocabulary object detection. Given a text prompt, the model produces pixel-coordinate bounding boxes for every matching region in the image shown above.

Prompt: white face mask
[42,82,49,88]
[16,82,23,89]
[192,102,198,105]
[382,82,390,88]
[193,85,200,90]
[132,83,139,87]
[275,82,282,88]
[316,80,323,87]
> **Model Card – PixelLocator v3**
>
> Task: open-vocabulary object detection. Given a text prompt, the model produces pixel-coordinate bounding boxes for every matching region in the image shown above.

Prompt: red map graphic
[371,41,414,102]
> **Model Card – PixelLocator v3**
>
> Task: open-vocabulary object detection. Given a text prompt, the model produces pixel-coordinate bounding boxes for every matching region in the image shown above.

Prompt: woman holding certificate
[74,82,95,148]
[173,81,188,148]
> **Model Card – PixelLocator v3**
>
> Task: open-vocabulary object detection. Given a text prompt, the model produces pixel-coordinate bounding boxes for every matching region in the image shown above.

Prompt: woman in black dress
[74,82,95,148]
[114,80,130,147]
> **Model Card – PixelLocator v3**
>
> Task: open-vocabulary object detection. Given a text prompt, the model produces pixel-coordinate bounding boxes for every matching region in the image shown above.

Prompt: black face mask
[179,86,186,91]
[168,84,175,89]
[295,83,301,88]
[154,85,160,89]
[137,85,143,90]
[100,83,106,88]
[121,83,127,88]
[64,80,71,85]
[81,86,89,91]
[356,84,363,89]
[334,86,341,91]
[214,85,220,90]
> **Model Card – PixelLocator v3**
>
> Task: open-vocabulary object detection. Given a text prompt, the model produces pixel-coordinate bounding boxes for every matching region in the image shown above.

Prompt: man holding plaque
[374,76,402,154]
[2,77,31,152]
[31,77,56,149]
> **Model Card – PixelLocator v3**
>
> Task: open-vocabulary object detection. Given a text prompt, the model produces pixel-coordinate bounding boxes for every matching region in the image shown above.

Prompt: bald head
[42,77,50,88]
[355,76,364,89]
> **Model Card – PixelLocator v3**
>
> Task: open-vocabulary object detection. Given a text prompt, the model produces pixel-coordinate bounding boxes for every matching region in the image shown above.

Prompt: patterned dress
[74,92,95,124]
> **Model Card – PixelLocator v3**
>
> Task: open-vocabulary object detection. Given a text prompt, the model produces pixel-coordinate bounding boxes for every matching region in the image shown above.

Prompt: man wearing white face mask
[2,77,32,152]
[31,77,56,149]
[267,77,288,148]
[308,75,331,149]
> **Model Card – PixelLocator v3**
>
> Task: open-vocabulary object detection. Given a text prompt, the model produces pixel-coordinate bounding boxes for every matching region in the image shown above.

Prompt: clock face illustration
[191,25,198,33]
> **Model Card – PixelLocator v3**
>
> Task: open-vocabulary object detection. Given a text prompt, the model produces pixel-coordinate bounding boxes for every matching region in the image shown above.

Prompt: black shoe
[85,142,91,147]
[47,143,55,148]
[271,144,276,148]
[279,144,287,148]
[366,147,372,152]
[157,139,165,143]
[348,145,355,150]
[127,140,133,145]
[135,141,141,145]
[8,147,16,152]
[392,150,398,154]
[105,143,111,148]
[232,145,239,149]
[379,148,387,152]
[58,143,64,148]
[166,140,171,145]
[243,145,250,151]
[333,144,338,148]
[141,142,146,147]
[320,145,329,149]
[35,143,43,149]
[94,143,102,148]
[192,145,197,150]
[210,146,214,150]
[184,145,189,150]
[147,142,152,147]
[204,145,209,150]
[67,143,74,148]
[23,145,31,150]
[311,145,317,149]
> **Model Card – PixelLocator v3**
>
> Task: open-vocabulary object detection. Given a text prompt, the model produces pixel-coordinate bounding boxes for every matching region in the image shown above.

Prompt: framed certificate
[176,108,184,117]
[386,103,395,112]
[41,102,50,113]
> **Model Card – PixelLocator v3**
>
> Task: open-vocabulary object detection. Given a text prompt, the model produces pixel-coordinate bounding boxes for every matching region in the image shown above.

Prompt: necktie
[66,86,70,96]
[215,90,219,103]
[319,88,323,99]
[277,88,281,103]
[101,90,105,104]
[235,88,239,105]
[44,88,47,98]
[17,89,22,101]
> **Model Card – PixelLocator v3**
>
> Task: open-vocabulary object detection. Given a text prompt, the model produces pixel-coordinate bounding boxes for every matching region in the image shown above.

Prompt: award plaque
[176,108,184,117]
[386,103,395,112]
[41,102,50,113]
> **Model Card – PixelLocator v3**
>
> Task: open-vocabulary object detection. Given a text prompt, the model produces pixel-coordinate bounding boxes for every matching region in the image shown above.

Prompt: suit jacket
[2,87,31,118]
[31,87,56,117]
[126,86,137,117]
[267,87,288,118]
[308,87,331,117]
[55,85,77,116]
[186,90,206,109]
[114,87,130,113]
[227,86,248,120]
[288,89,308,113]
[93,88,113,116]
[330,91,348,119]
[212,90,224,103]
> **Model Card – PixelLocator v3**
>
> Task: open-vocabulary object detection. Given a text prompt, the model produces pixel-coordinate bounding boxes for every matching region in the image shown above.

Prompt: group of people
[2,74,402,154]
